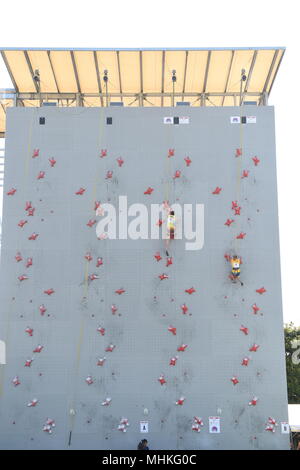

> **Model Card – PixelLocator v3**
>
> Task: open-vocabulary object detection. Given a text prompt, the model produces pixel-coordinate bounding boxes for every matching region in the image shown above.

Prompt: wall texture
[0,106,289,450]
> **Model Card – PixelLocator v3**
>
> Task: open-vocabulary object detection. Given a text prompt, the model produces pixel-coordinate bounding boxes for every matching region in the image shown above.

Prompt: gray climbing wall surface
[0,106,289,450]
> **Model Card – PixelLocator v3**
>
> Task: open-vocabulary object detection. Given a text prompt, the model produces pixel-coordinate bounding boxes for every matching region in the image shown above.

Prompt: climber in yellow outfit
[165,210,175,256]
[230,255,243,286]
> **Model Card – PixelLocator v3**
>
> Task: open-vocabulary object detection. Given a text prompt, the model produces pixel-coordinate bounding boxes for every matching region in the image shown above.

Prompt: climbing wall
[0,105,289,450]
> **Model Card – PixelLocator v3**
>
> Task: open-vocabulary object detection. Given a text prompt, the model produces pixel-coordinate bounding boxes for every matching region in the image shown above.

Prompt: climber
[137,439,149,450]
[230,255,243,286]
[165,210,175,256]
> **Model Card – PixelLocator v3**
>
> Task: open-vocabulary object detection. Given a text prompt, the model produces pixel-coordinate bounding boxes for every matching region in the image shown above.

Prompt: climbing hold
[49,158,56,167]
[184,156,192,167]
[240,325,249,335]
[192,424,201,433]
[169,356,178,366]
[194,417,204,426]
[25,201,32,211]
[249,343,260,352]
[168,149,175,158]
[106,170,113,179]
[249,397,258,406]
[268,417,278,426]
[97,326,105,336]
[212,186,222,195]
[7,188,17,195]
[117,157,124,167]
[100,149,107,158]
[111,304,118,315]
[231,376,239,385]
[224,253,231,262]
[32,149,39,158]
[256,287,266,295]
[232,201,239,210]
[44,288,55,295]
[156,219,163,227]
[234,207,241,215]
[15,252,23,262]
[27,398,38,407]
[252,303,260,314]
[26,258,33,268]
[28,233,39,240]
[33,345,43,353]
[25,359,33,367]
[241,357,250,366]
[159,273,168,280]
[97,357,106,366]
[94,200,101,211]
[39,304,47,315]
[235,148,242,157]
[224,219,234,227]
[118,418,130,432]
[89,273,99,281]
[181,304,188,315]
[96,257,103,267]
[265,425,275,433]
[27,208,35,216]
[252,156,260,166]
[85,375,94,385]
[87,219,97,227]
[177,344,188,352]
[173,170,181,179]
[105,344,115,352]
[37,171,45,180]
[236,232,246,239]
[25,327,33,336]
[185,287,195,295]
[158,375,166,385]
[176,397,185,406]
[18,220,28,228]
[85,253,93,262]
[18,274,28,282]
[75,188,86,195]
[12,376,20,387]
[154,252,162,262]
[115,288,125,295]
[43,418,56,433]
[144,187,154,195]
[168,326,177,336]
[101,397,112,406]
[242,170,249,178]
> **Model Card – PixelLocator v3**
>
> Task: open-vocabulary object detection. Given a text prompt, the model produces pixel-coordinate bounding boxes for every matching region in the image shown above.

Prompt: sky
[0,0,298,325]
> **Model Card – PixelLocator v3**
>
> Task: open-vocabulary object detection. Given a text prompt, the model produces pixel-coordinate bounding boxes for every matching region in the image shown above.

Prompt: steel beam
[23,51,39,93]
[116,51,123,103]
[93,52,104,107]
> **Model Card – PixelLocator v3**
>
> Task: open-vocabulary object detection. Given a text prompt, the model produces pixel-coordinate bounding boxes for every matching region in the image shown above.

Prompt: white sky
[0,0,298,326]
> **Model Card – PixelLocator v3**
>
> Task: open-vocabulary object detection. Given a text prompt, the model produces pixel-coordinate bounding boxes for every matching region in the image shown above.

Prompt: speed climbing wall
[0,105,289,450]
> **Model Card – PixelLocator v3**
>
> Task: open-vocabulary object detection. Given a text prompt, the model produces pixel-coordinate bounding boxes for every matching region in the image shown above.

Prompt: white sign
[0,340,6,365]
[164,117,173,124]
[209,416,221,433]
[281,422,290,434]
[246,116,257,124]
[230,116,240,124]
[140,421,149,433]
[179,116,190,124]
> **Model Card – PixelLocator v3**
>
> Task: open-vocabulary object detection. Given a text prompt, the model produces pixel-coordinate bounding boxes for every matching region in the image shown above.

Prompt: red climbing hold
[25,359,33,367]
[39,304,47,315]
[25,327,33,336]
[232,200,238,210]
[234,207,241,215]
[12,376,20,386]
[33,345,43,353]
[156,219,163,227]
[97,357,106,366]
[236,232,246,239]
[94,201,101,211]
[86,375,93,385]
[173,170,181,179]
[7,188,17,196]
[106,170,113,179]
[224,219,234,227]
[242,170,249,178]
[166,257,173,267]
[181,304,188,315]
[87,219,96,227]
[115,288,125,295]
[100,149,107,158]
[28,233,39,240]
[27,398,38,407]
[15,252,22,262]
[252,303,260,314]
[168,149,175,158]
[96,257,103,267]
[159,273,168,280]
[256,287,266,295]
[185,287,195,295]
[168,326,177,336]
[184,156,192,167]
[144,187,154,195]
[241,357,250,366]
[240,325,249,335]
[44,288,55,295]
[85,252,93,262]
[249,397,258,406]
[224,253,231,262]
[268,417,277,426]
[32,149,39,158]
[177,344,188,352]
[97,326,105,336]
[249,343,260,352]
[194,417,204,426]
[105,344,115,352]
[37,171,45,180]
[117,157,124,167]
[192,424,201,433]
[25,201,32,211]
[176,397,185,406]
[235,148,242,157]
[252,156,260,166]
[18,220,28,228]
[89,274,99,281]
[154,252,162,262]
[102,397,112,406]
[75,188,85,195]
[158,375,166,385]
[26,258,33,268]
[231,376,239,385]
[18,275,28,282]
[49,158,56,167]
[27,208,35,216]
[169,356,178,366]
[111,304,118,315]
[212,186,222,195]
[265,425,275,433]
